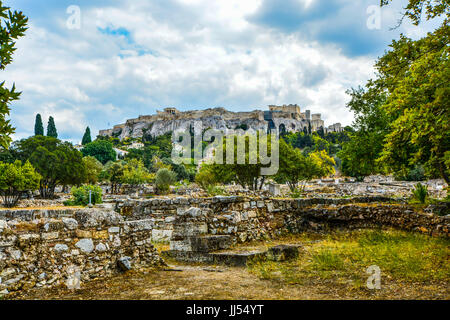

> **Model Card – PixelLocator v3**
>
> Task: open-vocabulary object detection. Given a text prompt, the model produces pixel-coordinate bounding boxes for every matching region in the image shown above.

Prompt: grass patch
[247,229,450,285]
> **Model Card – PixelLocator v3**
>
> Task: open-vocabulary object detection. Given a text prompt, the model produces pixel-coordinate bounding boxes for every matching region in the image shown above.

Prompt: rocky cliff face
[99,106,340,140]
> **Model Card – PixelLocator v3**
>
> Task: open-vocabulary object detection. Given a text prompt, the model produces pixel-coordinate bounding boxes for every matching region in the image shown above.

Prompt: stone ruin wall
[115,196,449,245]
[2,196,448,295]
[0,209,163,295]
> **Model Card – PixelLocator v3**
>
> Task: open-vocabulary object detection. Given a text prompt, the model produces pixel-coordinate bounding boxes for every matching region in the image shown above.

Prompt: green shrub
[195,165,217,191]
[289,186,306,199]
[70,185,103,206]
[206,185,227,196]
[395,165,426,181]
[412,182,428,204]
[155,168,177,194]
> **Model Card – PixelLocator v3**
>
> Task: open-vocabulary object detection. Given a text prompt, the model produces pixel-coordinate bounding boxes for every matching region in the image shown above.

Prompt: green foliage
[195,164,218,191]
[0,160,40,207]
[82,127,92,145]
[208,133,275,191]
[123,133,175,172]
[46,116,58,138]
[142,132,173,159]
[69,185,103,206]
[0,2,28,148]
[309,150,336,178]
[122,159,154,186]
[206,185,228,196]
[311,250,345,271]
[34,114,44,136]
[341,2,449,184]
[82,156,103,184]
[82,140,116,165]
[395,164,426,182]
[155,168,177,194]
[381,0,449,26]
[377,24,450,183]
[101,161,124,194]
[338,87,388,180]
[235,124,249,131]
[13,136,85,198]
[289,187,305,199]
[411,183,429,204]
[274,139,320,191]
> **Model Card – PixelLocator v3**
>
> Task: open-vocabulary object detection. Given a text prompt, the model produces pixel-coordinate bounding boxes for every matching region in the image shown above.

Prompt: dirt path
[12,263,449,300]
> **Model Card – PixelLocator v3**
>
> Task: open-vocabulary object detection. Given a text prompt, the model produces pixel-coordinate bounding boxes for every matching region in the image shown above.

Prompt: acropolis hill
[99,105,343,140]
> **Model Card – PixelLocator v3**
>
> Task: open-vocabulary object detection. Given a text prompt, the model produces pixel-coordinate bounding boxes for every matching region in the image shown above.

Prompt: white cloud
[4,0,439,142]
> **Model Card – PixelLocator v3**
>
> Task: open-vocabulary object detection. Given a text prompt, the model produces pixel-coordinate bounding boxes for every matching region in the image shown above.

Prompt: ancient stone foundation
[1,196,448,295]
[0,209,163,296]
[116,196,448,266]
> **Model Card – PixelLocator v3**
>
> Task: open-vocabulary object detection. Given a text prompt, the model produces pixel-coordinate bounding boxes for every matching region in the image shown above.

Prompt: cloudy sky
[3,0,442,143]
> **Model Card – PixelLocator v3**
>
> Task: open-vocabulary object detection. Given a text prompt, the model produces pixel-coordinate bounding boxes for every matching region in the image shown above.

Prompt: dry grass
[247,229,450,287]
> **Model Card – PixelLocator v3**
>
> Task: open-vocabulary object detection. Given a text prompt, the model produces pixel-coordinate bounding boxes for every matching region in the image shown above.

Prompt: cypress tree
[47,116,58,138]
[82,126,92,145]
[34,114,44,136]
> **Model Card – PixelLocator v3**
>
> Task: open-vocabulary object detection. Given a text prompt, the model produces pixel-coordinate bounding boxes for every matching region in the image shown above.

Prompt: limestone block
[41,232,59,240]
[76,230,92,238]
[62,218,78,230]
[152,229,172,242]
[95,243,107,252]
[54,244,69,253]
[75,238,94,254]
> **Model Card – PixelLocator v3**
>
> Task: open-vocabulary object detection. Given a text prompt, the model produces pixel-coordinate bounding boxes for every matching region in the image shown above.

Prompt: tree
[13,136,86,198]
[46,116,58,138]
[82,140,116,165]
[274,139,320,192]
[0,160,41,207]
[83,156,103,184]
[0,3,28,148]
[155,168,177,194]
[102,161,124,194]
[122,159,154,186]
[381,0,449,26]
[375,0,450,185]
[339,132,384,181]
[195,164,219,190]
[161,157,196,182]
[82,126,92,145]
[209,133,276,191]
[338,87,389,180]
[34,114,44,136]
[377,25,450,183]
[310,150,336,178]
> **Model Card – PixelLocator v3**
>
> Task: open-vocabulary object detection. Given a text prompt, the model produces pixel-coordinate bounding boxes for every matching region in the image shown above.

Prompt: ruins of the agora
[99,105,344,140]
[0,105,448,300]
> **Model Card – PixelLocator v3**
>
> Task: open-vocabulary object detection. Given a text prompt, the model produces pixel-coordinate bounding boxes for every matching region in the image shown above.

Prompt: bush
[155,168,177,194]
[412,183,428,204]
[206,185,227,196]
[395,165,426,181]
[195,165,217,190]
[70,185,103,206]
[0,160,41,208]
